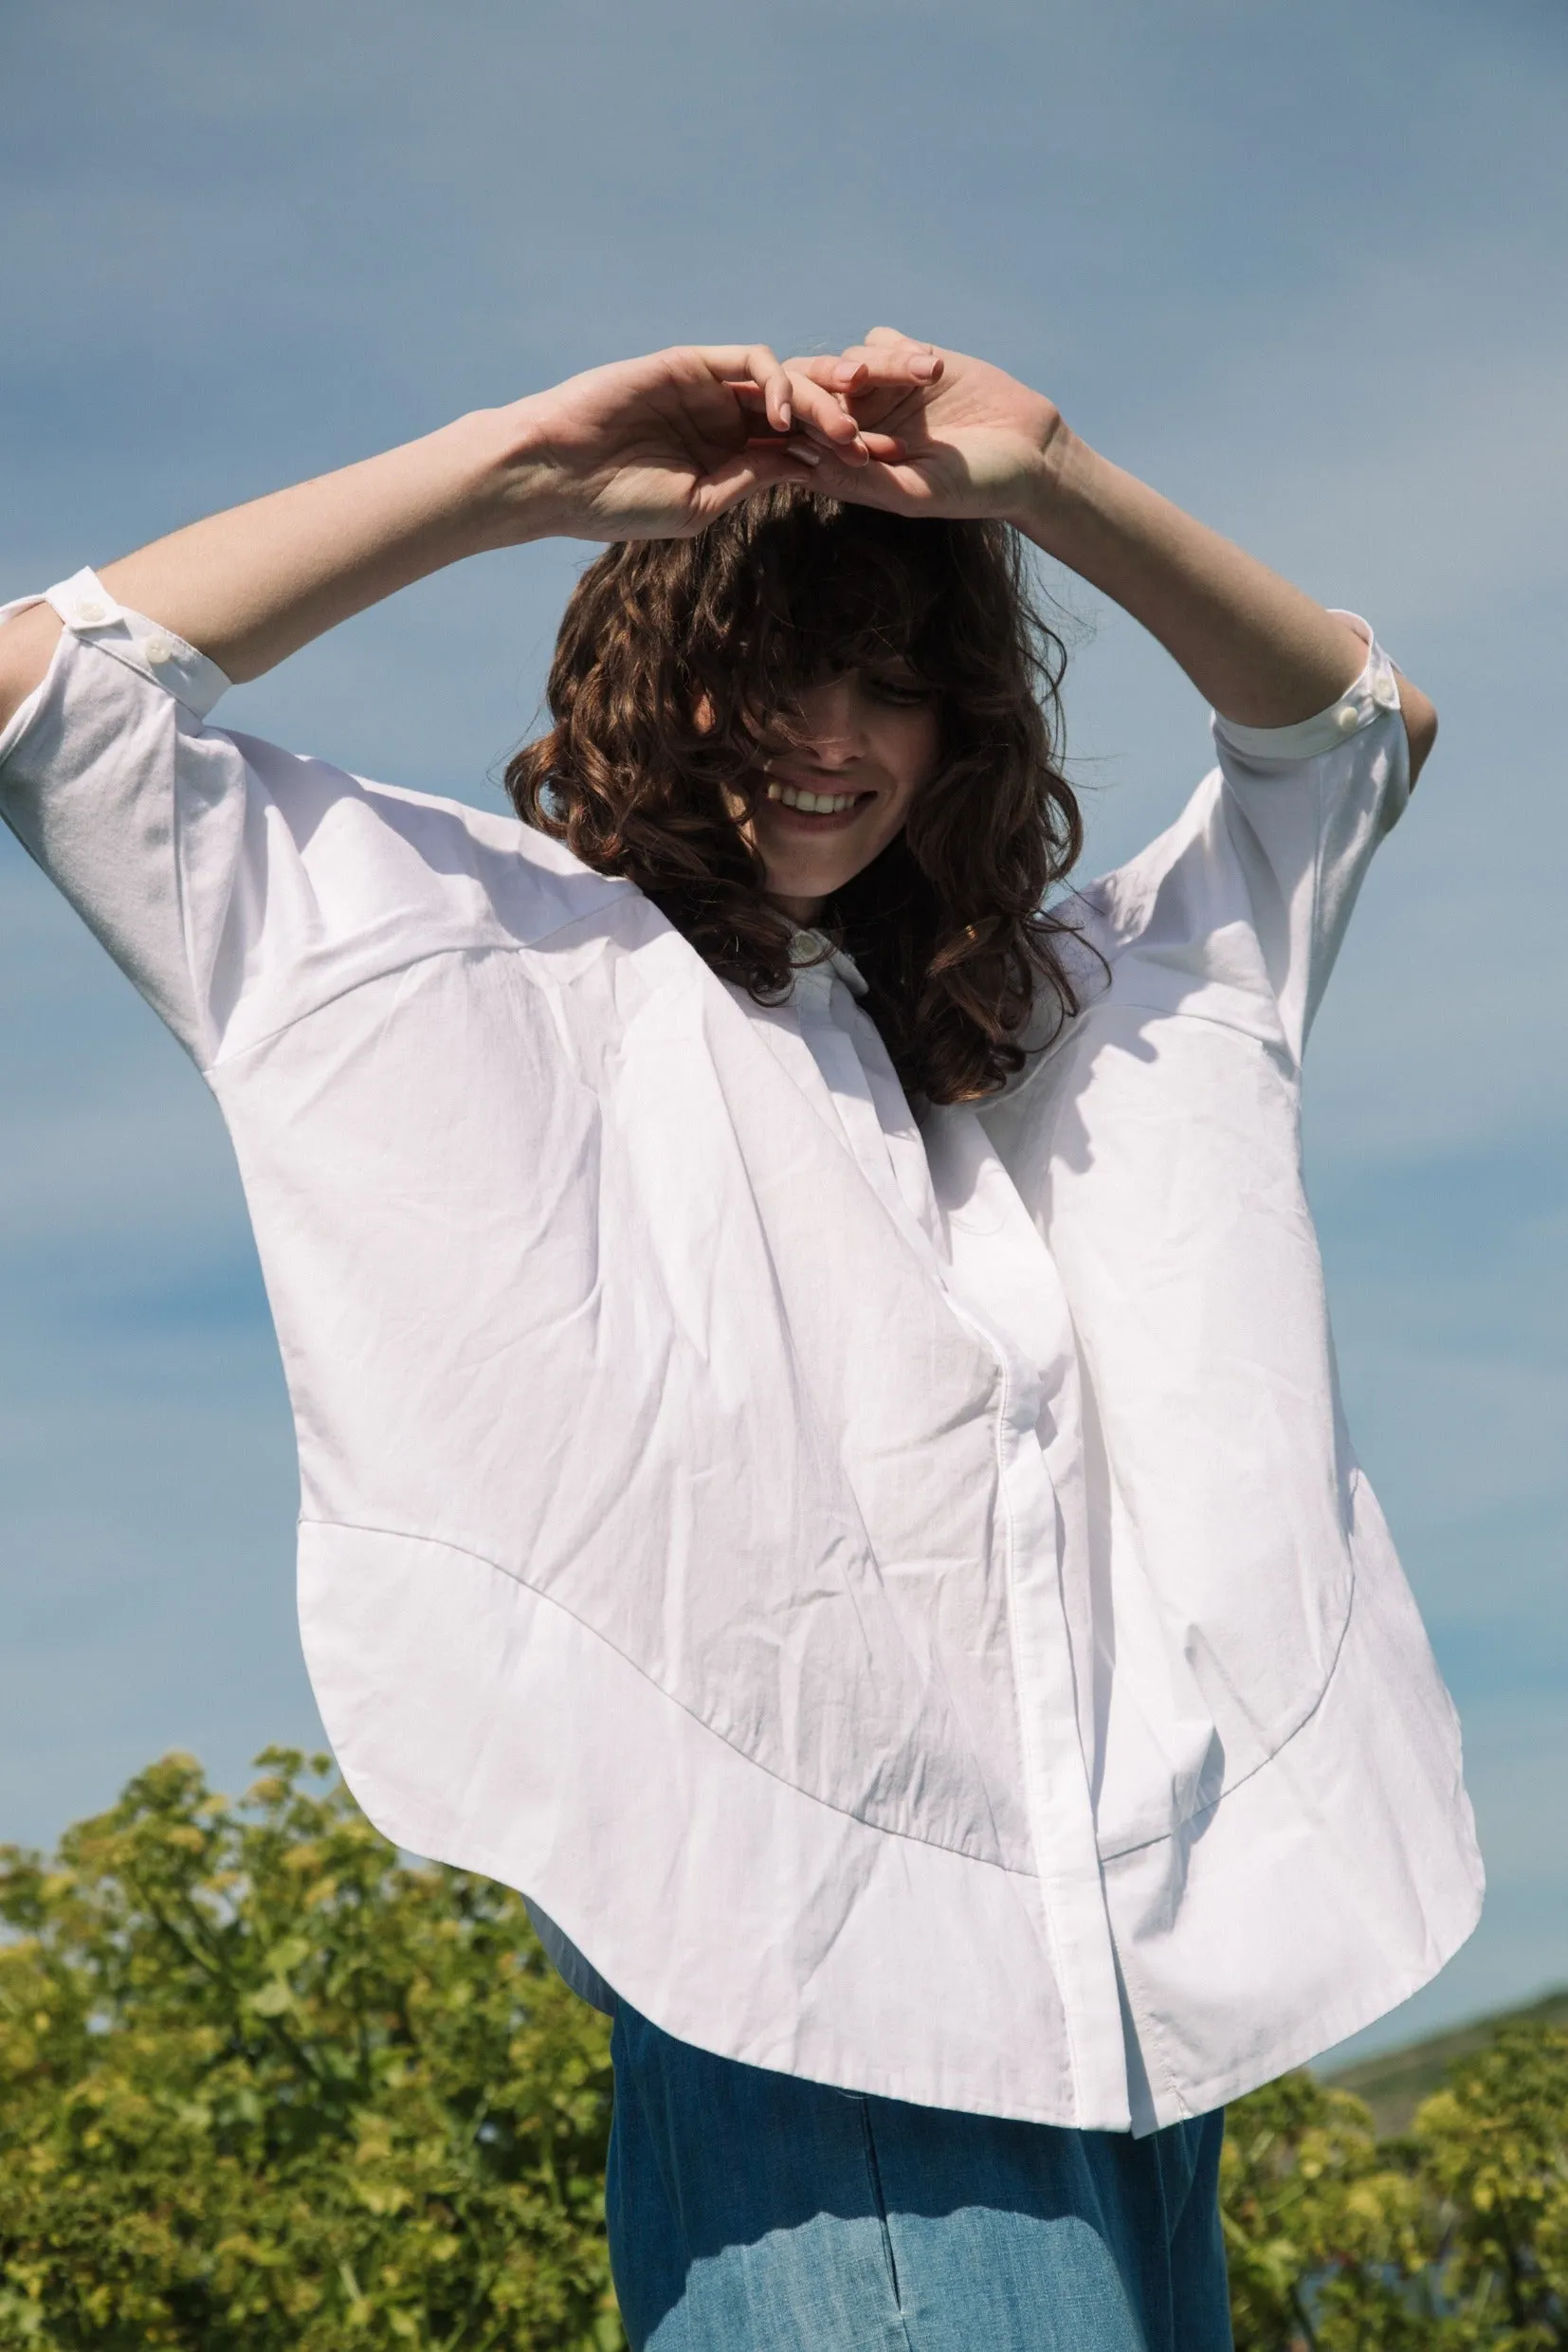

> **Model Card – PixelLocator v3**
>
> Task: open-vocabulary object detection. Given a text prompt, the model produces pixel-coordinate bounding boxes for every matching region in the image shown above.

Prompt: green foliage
[0,1751,623,2351]
[1418,2026,1568,2348]
[1225,2026,1568,2350]
[1223,2069,1444,2349]
[4,1750,1567,2349]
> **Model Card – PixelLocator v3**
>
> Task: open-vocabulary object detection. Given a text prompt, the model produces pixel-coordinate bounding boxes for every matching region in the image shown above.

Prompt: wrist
[1004,417,1099,552]
[451,397,572,552]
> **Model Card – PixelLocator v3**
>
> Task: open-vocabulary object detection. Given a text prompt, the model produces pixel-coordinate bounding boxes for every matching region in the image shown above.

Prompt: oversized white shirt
[0,572,1483,2134]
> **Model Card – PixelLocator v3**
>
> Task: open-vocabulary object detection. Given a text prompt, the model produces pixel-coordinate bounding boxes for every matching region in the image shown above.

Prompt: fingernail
[788,441,822,465]
[913,356,939,378]
[778,399,792,429]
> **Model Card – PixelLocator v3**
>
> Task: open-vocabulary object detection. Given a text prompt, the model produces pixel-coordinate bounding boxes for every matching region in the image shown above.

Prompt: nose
[794,674,866,770]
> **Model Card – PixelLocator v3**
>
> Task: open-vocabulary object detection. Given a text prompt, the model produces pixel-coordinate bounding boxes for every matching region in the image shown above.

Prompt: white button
[74,600,109,627]
[1374,677,1400,711]
[1336,702,1360,733]
[143,636,175,665]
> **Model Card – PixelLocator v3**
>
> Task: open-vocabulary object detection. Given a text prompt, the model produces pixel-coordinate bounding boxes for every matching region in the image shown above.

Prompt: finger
[787,423,905,462]
[784,370,871,453]
[786,353,889,391]
[776,450,938,515]
[828,341,942,393]
[789,350,932,392]
[693,342,793,433]
[743,433,823,469]
[732,372,859,448]
[857,328,943,381]
[734,371,873,462]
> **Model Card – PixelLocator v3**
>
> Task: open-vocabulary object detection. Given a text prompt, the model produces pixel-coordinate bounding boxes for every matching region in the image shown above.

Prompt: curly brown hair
[506,487,1086,1103]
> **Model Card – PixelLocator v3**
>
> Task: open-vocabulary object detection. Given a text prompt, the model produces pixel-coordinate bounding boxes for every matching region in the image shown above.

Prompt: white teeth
[765,782,862,814]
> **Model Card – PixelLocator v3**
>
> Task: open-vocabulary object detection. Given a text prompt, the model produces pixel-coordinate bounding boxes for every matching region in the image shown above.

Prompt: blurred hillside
[1323,1985,1568,2135]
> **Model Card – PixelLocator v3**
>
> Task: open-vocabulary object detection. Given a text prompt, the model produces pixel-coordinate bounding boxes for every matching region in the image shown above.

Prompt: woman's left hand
[787,326,1428,749]
[780,329,1062,528]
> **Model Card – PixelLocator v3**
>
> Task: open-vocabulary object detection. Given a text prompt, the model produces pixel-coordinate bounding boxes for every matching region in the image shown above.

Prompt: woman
[0,330,1480,2349]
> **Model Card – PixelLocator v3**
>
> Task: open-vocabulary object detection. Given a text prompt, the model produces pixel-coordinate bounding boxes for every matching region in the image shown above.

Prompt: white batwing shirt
[0,572,1482,2135]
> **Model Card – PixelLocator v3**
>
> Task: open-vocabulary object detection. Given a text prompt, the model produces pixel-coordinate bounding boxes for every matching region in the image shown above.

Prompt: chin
[768,868,850,905]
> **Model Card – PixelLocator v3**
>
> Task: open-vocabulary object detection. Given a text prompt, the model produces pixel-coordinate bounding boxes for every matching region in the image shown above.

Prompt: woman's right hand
[487,341,919,543]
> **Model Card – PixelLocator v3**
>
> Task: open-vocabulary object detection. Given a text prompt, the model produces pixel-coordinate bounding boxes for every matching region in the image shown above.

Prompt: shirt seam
[1000,926,1299,1081]
[1045,991,1301,1078]
[1094,1548,1359,1864]
[85,630,223,723]
[200,911,637,1077]
[1309,756,1328,1023]
[300,1512,1040,1883]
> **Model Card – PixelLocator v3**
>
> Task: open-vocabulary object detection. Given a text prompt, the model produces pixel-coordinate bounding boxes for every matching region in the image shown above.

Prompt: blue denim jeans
[606,2002,1233,2351]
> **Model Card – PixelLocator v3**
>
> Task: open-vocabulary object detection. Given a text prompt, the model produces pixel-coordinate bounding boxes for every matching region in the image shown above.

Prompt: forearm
[0,339,860,734]
[0,404,537,728]
[102,409,532,682]
[1013,427,1366,729]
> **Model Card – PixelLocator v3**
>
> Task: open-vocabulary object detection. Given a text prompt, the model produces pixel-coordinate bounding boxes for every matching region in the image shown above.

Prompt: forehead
[780,531,939,635]
[801,647,924,677]
[787,607,931,677]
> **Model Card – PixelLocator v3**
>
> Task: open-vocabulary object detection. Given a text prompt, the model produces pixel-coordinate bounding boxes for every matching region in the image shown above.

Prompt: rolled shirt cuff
[39,566,231,722]
[1212,611,1402,764]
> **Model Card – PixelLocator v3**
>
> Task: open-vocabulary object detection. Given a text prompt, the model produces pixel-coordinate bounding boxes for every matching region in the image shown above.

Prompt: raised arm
[0,342,929,729]
[789,328,1439,780]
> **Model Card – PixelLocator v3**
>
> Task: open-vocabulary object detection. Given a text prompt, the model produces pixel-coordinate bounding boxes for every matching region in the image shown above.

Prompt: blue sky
[1,0,1564,2065]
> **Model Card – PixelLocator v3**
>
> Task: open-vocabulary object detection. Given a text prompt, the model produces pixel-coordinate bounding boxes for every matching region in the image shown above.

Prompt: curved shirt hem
[298,1514,1034,1878]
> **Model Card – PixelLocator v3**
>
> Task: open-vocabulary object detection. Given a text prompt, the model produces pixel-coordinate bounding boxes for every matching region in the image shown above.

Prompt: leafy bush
[3,1751,1565,2348]
[1410,2025,1568,2347]
[0,1752,622,2350]
[1225,2026,1568,2349]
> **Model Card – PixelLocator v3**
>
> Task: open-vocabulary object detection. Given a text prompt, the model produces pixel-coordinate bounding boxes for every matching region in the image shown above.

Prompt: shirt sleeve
[1208,611,1410,1059]
[0,567,623,1073]
[0,569,240,1064]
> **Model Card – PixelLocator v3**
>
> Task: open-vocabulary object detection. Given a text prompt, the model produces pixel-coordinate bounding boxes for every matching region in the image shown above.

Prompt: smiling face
[734,664,941,925]
[510,488,1084,1103]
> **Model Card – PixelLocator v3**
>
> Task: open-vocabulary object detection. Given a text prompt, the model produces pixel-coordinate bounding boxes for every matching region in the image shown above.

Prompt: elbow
[1395,671,1438,789]
[0,604,64,736]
